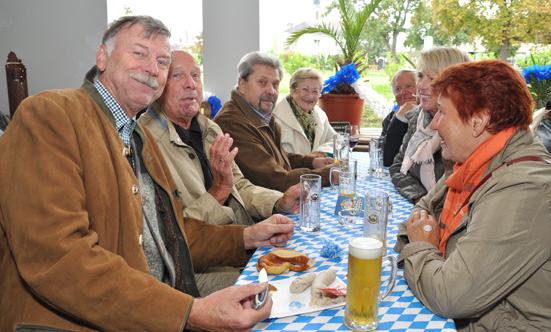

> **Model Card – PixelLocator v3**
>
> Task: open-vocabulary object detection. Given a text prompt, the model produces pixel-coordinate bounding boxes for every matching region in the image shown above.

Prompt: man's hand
[406,210,440,247]
[276,184,300,214]
[186,283,272,332]
[243,214,294,250]
[208,133,238,205]
[307,151,327,158]
[396,100,417,118]
[312,157,335,169]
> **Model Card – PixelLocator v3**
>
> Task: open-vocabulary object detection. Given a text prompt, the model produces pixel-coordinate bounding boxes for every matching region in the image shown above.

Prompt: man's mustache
[129,73,160,89]
[260,95,275,103]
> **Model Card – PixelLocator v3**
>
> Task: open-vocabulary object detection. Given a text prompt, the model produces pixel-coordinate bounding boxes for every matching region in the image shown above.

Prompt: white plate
[268,275,346,318]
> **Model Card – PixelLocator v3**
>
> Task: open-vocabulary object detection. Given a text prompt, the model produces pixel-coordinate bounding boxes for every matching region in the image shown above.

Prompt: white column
[202,0,259,104]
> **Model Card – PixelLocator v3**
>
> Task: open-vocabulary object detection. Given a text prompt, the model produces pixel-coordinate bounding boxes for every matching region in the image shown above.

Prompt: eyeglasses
[297,86,321,96]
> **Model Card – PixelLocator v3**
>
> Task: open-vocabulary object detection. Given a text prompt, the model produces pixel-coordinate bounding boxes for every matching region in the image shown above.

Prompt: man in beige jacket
[139,50,301,296]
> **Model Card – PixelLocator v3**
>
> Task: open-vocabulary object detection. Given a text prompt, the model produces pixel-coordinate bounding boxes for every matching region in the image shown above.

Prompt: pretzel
[257,249,316,275]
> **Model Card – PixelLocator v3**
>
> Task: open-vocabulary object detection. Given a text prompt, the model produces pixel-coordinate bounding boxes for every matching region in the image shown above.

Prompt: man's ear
[96,44,108,72]
[471,110,491,137]
[237,77,245,95]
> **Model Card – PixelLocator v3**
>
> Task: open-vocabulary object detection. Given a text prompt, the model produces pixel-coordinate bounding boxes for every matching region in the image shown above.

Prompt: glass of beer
[344,237,397,331]
[363,191,389,253]
[333,133,350,163]
[329,158,357,197]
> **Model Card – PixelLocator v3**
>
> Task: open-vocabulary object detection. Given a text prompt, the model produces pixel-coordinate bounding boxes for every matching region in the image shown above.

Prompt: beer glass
[299,174,321,232]
[344,237,397,331]
[368,138,383,178]
[363,191,389,252]
[329,158,357,197]
[333,133,350,163]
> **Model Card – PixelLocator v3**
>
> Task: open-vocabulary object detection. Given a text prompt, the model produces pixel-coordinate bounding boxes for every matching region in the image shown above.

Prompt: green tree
[432,0,551,61]
[404,0,469,50]
[370,0,421,63]
[326,0,420,64]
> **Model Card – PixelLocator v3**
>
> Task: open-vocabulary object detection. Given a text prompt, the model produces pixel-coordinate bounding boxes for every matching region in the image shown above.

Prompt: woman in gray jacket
[389,47,471,203]
[397,60,551,331]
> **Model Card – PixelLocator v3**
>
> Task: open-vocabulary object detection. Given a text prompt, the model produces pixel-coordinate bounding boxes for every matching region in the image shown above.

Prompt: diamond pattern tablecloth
[236,152,456,331]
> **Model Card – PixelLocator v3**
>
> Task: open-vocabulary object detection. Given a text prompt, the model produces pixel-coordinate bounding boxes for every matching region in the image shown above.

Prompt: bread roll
[257,249,316,275]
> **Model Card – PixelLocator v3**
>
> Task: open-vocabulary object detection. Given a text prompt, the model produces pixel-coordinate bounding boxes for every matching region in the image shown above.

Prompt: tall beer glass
[344,237,397,331]
[363,191,389,252]
[329,158,357,197]
[299,174,321,232]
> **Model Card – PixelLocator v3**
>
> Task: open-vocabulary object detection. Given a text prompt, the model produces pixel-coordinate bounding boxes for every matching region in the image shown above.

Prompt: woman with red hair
[395,60,551,331]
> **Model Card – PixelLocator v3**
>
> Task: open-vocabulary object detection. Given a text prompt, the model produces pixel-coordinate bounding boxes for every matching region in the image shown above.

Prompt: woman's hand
[406,210,440,247]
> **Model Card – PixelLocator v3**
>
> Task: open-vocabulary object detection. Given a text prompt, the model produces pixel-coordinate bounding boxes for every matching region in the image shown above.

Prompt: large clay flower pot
[319,94,364,127]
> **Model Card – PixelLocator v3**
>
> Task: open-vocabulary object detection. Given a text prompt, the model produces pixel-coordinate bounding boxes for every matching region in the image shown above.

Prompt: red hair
[431,60,532,134]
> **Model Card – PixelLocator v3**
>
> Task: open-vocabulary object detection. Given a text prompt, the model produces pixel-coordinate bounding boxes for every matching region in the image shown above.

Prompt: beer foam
[349,237,383,260]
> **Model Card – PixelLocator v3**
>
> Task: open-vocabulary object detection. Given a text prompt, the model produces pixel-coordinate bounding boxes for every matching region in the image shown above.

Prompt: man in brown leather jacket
[214,51,337,192]
[0,16,292,332]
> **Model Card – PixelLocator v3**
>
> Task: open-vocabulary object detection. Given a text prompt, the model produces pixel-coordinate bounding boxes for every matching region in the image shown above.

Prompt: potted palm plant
[285,0,382,126]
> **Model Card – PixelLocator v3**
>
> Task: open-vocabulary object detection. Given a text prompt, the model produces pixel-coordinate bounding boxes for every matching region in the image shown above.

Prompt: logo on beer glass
[366,213,379,224]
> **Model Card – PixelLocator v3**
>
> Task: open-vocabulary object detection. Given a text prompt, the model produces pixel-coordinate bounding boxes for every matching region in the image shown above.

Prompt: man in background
[214,51,336,192]
[381,68,418,166]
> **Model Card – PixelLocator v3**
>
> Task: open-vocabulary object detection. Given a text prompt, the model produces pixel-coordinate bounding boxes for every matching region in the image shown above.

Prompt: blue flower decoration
[321,63,361,94]
[522,64,551,84]
[319,237,343,260]
[521,64,551,109]
[207,95,222,118]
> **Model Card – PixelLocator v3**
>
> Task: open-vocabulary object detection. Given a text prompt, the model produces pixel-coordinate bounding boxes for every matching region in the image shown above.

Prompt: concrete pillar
[202,0,259,104]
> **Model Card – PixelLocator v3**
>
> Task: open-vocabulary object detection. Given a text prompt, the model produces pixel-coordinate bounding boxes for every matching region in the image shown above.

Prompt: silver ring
[423,225,433,232]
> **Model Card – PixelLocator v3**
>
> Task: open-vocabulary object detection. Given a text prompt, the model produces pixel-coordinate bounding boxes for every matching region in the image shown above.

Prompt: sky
[107,0,340,50]
[107,0,204,45]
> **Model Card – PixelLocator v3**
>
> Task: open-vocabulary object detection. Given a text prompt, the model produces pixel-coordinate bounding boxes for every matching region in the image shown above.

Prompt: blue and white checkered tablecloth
[236,152,457,332]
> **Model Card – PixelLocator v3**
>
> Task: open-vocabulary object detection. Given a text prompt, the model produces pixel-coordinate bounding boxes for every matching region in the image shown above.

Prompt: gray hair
[237,51,284,82]
[84,15,171,82]
[390,68,417,91]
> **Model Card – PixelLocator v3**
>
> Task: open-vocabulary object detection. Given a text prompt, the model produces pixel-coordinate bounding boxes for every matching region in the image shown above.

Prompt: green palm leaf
[286,0,382,73]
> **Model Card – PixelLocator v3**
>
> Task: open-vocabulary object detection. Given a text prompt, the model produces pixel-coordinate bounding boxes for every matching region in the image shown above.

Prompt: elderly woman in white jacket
[274,67,336,157]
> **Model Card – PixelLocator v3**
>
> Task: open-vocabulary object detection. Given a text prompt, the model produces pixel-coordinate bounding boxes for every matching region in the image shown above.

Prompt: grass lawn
[278,69,393,128]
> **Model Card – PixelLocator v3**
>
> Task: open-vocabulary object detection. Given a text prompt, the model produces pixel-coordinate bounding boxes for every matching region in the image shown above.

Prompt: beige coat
[139,102,282,225]
[397,129,551,331]
[273,96,336,155]
[139,103,283,295]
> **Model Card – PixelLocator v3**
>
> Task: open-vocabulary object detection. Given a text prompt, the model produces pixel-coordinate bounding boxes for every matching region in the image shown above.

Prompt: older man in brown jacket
[214,51,337,192]
[0,16,293,332]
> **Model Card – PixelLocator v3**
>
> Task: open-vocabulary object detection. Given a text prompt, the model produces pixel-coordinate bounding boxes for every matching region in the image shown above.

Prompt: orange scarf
[439,128,517,256]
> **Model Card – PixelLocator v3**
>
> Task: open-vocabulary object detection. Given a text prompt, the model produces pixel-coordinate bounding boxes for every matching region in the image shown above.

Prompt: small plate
[268,275,346,318]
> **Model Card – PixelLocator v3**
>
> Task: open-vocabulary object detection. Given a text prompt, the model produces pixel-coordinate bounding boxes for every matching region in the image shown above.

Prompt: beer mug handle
[379,255,397,301]
[329,167,339,192]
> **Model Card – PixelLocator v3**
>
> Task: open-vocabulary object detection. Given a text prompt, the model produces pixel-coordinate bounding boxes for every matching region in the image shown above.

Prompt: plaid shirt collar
[94,80,136,147]
[244,99,272,125]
